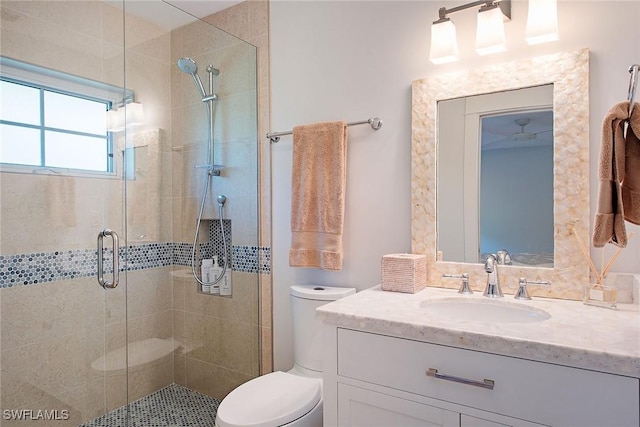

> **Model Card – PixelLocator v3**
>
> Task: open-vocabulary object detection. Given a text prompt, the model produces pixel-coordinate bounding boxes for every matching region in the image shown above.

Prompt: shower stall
[0,1,261,426]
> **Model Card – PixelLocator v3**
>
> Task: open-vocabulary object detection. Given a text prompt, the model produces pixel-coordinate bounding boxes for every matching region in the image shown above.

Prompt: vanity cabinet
[323,327,639,427]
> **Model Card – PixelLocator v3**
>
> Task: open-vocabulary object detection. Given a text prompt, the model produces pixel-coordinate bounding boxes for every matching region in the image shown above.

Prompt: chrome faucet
[483,254,503,298]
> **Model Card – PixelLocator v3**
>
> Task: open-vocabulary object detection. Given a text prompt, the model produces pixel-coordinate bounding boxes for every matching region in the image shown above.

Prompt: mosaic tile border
[0,243,271,288]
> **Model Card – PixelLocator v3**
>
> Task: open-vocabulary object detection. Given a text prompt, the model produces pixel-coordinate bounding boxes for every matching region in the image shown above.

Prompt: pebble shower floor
[81,384,220,427]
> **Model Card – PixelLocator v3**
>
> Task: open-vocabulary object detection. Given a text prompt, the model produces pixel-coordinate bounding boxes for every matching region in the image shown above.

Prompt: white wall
[270,0,640,370]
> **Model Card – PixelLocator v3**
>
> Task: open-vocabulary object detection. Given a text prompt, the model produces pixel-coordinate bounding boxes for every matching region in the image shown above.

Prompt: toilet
[215,285,356,427]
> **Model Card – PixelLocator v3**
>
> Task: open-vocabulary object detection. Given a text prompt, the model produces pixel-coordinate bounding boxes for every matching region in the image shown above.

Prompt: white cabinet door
[337,383,460,427]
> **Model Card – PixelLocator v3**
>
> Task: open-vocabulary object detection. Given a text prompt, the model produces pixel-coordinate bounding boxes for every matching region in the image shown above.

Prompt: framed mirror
[437,85,554,266]
[411,49,590,299]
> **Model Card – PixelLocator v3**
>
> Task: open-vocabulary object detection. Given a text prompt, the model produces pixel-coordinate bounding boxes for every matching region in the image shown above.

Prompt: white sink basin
[420,298,551,323]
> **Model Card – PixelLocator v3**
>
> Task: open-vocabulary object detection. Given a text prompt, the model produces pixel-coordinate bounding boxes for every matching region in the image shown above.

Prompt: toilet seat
[216,371,322,427]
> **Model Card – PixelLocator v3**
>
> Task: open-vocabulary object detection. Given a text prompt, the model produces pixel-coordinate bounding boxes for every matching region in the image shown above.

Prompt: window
[0,79,112,172]
[0,57,132,175]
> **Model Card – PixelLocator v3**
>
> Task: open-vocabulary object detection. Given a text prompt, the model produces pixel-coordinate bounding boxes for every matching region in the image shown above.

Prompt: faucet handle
[515,277,550,300]
[496,249,512,265]
[443,273,472,295]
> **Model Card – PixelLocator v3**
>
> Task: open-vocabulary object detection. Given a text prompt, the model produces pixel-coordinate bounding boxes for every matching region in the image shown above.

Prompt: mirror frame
[411,49,590,300]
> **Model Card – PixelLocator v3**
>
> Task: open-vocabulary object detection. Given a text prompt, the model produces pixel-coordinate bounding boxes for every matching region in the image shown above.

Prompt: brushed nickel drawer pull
[426,368,495,390]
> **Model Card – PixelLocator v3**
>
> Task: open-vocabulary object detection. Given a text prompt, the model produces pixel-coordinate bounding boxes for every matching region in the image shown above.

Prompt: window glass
[0,124,41,165]
[44,90,107,135]
[0,70,113,174]
[0,80,40,125]
[45,131,108,171]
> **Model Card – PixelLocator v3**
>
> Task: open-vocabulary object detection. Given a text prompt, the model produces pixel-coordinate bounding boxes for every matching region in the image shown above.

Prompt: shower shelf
[91,337,180,373]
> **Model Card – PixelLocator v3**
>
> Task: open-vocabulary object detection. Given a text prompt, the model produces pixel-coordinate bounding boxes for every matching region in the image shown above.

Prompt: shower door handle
[97,229,120,289]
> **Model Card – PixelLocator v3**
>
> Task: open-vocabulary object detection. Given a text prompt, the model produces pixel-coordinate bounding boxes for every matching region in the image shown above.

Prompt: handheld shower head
[177,57,206,98]
[217,195,227,207]
[177,57,198,74]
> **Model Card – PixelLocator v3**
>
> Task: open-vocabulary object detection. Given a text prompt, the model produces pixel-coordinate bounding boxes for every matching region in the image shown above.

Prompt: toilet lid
[216,371,322,427]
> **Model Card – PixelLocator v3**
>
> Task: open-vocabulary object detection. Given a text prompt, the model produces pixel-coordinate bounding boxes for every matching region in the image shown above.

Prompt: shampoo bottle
[201,259,213,293]
[210,255,222,295]
[220,265,232,296]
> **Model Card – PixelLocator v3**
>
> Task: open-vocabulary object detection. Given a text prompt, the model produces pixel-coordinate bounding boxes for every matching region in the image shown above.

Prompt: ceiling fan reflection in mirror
[512,118,552,141]
[481,110,553,150]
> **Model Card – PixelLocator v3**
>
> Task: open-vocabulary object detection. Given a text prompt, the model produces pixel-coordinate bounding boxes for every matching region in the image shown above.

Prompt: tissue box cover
[381,253,427,293]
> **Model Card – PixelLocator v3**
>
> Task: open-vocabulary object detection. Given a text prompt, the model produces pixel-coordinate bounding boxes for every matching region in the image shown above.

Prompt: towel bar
[267,117,382,143]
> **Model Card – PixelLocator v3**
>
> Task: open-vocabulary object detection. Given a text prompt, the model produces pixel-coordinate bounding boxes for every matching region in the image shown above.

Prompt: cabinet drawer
[337,328,639,427]
[338,383,460,427]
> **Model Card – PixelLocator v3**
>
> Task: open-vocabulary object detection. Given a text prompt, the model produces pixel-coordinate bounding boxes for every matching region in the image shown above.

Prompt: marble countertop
[317,285,640,378]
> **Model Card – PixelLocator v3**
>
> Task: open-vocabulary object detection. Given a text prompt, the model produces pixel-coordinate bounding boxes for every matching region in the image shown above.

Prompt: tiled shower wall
[200,0,273,376]
[0,1,270,425]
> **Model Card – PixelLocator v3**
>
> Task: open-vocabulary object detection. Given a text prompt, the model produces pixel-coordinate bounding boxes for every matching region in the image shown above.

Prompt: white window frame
[0,56,133,178]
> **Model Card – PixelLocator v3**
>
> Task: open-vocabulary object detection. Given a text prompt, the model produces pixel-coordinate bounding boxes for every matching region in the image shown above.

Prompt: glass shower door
[0,1,131,425]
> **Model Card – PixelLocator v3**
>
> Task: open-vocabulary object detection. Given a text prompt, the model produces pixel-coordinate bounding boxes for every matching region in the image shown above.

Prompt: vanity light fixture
[429,0,511,64]
[475,3,507,55]
[525,0,559,45]
[106,101,144,132]
[429,17,459,64]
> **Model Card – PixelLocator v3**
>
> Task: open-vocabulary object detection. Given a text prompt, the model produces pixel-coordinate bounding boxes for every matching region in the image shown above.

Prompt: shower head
[177,57,198,75]
[177,57,206,98]
[217,195,227,207]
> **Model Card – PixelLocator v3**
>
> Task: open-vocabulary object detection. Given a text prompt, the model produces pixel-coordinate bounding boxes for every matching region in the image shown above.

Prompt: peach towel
[592,101,640,247]
[289,121,347,270]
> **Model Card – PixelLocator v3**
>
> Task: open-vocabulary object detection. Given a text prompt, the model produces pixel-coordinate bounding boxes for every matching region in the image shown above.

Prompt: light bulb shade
[429,19,459,64]
[526,0,559,45]
[475,6,506,56]
[106,108,123,132]
[106,102,144,132]
[126,102,144,126]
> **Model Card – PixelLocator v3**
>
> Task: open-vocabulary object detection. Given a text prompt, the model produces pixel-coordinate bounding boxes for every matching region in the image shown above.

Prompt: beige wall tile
[184,357,253,401]
[126,268,173,320]
[3,378,106,427]
[1,278,104,351]
[184,271,258,325]
[174,353,187,387]
[0,4,103,81]
[127,358,173,402]
[0,173,114,254]
[183,311,255,375]
[1,326,105,410]
[125,15,171,61]
[249,0,269,40]
[127,311,173,344]
[105,372,128,413]
[177,19,239,61]
[2,1,103,40]
[260,326,273,375]
[203,2,250,42]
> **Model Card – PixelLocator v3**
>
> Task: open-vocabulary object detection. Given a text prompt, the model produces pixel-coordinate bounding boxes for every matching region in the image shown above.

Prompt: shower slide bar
[267,117,382,143]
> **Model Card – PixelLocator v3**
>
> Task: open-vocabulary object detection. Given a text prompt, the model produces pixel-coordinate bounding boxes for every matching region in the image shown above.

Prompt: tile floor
[81,384,220,427]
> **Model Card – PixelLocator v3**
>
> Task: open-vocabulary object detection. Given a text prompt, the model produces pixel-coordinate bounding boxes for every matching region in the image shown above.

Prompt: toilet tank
[290,285,355,372]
